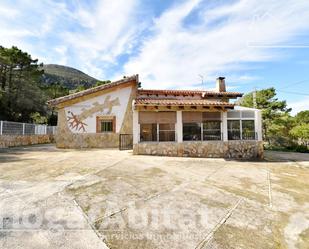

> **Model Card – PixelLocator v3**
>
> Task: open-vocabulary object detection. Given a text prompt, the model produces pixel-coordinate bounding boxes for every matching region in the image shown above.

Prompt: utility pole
[253,87,257,109]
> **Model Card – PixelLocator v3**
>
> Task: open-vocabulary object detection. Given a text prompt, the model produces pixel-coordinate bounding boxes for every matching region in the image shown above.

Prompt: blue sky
[1,0,309,114]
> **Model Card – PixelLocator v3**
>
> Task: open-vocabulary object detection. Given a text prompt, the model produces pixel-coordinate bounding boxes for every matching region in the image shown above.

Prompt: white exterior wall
[64,86,132,133]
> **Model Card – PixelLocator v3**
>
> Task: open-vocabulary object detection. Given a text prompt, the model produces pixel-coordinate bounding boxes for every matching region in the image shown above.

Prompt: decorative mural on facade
[79,96,120,119]
[64,86,132,133]
[66,96,120,132]
[67,111,88,132]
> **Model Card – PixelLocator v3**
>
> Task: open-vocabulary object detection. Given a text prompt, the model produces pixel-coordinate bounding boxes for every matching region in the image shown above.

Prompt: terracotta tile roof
[47,74,138,106]
[137,89,242,97]
[134,98,235,107]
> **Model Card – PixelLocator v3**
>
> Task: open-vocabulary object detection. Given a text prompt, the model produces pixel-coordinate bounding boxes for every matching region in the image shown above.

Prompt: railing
[203,130,222,141]
[228,130,257,140]
[0,121,57,136]
[242,131,257,140]
[228,130,241,140]
[159,130,176,142]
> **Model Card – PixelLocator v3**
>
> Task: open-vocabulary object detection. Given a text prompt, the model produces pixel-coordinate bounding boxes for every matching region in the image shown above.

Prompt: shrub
[265,143,309,153]
[287,144,309,153]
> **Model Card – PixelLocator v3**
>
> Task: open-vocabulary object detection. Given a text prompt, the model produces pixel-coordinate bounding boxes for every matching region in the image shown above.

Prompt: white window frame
[227,110,256,140]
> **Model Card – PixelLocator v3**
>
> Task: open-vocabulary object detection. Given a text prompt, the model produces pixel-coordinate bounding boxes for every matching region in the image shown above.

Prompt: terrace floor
[0,145,308,249]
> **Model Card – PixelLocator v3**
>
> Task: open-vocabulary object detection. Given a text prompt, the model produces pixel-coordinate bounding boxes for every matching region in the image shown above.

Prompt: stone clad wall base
[56,133,119,149]
[0,135,54,149]
[133,141,264,159]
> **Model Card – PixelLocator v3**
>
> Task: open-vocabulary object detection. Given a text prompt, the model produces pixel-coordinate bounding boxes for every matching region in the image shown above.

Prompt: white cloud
[53,46,68,65]
[1,0,309,87]
[0,5,19,19]
[0,0,71,64]
[123,0,309,89]
[289,97,309,116]
[62,0,141,78]
[0,0,142,79]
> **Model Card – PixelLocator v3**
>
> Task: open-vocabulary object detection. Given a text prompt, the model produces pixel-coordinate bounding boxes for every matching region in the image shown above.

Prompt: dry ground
[0,145,308,249]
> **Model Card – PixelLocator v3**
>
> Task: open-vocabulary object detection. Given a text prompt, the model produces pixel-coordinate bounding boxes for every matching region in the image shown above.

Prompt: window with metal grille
[101,120,113,132]
[96,116,115,133]
[242,120,255,140]
[228,120,241,140]
[159,123,175,141]
[203,121,221,140]
[227,119,256,140]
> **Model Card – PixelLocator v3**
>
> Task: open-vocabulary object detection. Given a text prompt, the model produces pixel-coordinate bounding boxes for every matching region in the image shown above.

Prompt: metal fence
[119,134,133,150]
[0,121,57,136]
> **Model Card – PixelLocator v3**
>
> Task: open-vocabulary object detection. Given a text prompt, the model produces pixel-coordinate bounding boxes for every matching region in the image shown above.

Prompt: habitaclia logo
[95,202,209,231]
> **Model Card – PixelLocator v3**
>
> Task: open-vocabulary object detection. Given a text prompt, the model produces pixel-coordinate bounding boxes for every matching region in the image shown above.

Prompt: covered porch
[132,105,263,158]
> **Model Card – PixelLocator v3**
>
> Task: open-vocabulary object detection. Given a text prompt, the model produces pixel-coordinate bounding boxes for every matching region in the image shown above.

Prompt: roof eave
[47,74,138,108]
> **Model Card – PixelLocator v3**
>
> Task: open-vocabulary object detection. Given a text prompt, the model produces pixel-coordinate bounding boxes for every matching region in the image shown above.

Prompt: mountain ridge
[41,64,99,90]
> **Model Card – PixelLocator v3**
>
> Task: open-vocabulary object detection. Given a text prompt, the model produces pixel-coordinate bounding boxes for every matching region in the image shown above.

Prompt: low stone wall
[133,141,264,159]
[55,133,119,149]
[0,135,55,149]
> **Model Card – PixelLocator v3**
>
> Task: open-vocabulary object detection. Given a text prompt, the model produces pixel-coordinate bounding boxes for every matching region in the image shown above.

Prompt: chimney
[216,77,226,92]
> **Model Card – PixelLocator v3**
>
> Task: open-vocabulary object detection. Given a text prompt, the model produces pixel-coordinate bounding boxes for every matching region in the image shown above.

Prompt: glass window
[140,124,157,142]
[97,116,115,133]
[242,120,255,140]
[100,120,113,132]
[227,111,240,118]
[242,111,255,119]
[159,123,175,141]
[183,123,201,141]
[228,120,240,140]
[203,121,221,140]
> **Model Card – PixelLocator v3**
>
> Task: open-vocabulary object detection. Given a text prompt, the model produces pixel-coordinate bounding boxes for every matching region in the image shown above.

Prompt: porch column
[132,109,140,144]
[222,112,228,141]
[176,111,183,142]
[255,110,263,141]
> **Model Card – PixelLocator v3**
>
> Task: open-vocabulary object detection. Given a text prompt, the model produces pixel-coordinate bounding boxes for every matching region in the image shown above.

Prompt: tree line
[0,46,66,125]
[0,46,107,125]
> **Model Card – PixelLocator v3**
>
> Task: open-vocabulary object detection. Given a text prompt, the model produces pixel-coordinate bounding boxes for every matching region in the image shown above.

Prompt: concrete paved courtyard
[0,145,308,249]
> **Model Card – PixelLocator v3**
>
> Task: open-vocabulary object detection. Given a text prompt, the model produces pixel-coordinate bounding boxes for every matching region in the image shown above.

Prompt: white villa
[48,74,263,159]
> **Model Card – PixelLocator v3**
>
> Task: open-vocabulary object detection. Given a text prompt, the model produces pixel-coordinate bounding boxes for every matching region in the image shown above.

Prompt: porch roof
[134,98,235,111]
[135,98,234,106]
[137,89,243,98]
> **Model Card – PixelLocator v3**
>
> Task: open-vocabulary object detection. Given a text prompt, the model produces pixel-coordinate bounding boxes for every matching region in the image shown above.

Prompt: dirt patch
[297,228,309,249]
[271,166,309,205]
[270,212,290,249]
[213,224,275,249]
[200,198,230,209]
[208,181,269,205]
